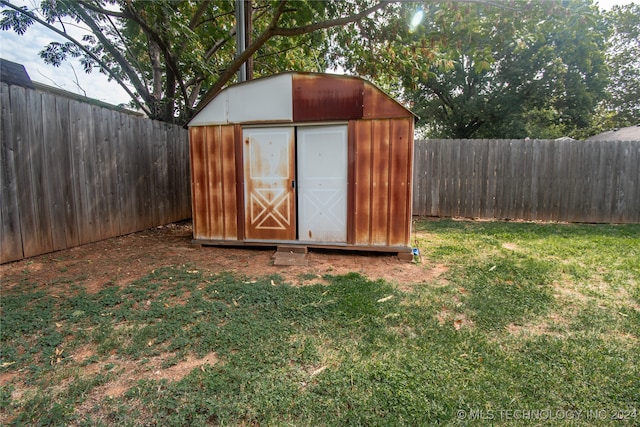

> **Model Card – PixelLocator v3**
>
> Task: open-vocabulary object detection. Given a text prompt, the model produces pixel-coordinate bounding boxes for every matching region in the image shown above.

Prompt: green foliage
[337,0,611,139]
[0,0,385,124]
[598,3,640,129]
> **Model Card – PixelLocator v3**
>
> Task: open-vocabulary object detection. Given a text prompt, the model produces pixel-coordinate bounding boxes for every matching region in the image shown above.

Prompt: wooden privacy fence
[1,83,191,264]
[413,139,640,224]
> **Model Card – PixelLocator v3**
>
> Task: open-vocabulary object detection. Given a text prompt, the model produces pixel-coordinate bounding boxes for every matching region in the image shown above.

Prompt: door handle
[292,180,296,189]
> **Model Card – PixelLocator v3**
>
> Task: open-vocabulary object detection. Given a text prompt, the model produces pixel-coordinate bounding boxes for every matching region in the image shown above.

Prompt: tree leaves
[2,0,625,135]
[39,41,80,66]
[1,0,389,124]
[0,6,33,34]
[602,3,640,127]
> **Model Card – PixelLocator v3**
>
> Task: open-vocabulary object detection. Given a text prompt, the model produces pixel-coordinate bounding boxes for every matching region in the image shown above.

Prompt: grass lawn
[1,219,639,426]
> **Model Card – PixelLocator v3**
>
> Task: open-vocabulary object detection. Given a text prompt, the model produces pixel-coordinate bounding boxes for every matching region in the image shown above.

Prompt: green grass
[1,219,639,426]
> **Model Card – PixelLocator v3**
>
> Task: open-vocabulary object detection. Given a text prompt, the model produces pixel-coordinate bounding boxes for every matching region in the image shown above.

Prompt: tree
[602,3,640,127]
[334,0,610,139]
[0,0,387,124]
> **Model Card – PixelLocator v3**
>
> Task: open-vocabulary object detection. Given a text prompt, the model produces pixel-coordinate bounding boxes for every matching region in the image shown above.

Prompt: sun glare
[409,8,424,32]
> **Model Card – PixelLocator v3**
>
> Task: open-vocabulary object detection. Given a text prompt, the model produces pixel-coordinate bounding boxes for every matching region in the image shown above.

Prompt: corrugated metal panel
[220,125,239,239]
[292,74,364,122]
[363,83,412,119]
[228,74,292,123]
[190,125,238,240]
[370,120,391,245]
[351,118,413,247]
[189,74,293,126]
[388,118,413,246]
[188,93,228,126]
[243,127,296,240]
[353,120,373,245]
[190,126,208,238]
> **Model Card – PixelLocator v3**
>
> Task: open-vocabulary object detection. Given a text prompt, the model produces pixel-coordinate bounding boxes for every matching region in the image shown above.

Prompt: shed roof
[0,58,35,88]
[188,72,415,127]
[586,125,640,141]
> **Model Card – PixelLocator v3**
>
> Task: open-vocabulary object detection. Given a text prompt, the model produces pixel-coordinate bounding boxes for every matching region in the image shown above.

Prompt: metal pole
[235,0,246,82]
[244,0,253,80]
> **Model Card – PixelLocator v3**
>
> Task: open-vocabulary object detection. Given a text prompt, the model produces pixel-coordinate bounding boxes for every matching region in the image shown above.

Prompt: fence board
[166,123,178,222]
[56,96,80,248]
[102,107,120,238]
[1,85,191,263]
[474,140,487,218]
[12,86,37,258]
[157,121,170,226]
[42,92,67,251]
[630,142,640,224]
[612,141,626,223]
[413,139,640,224]
[84,103,102,243]
[0,84,22,262]
[529,141,540,220]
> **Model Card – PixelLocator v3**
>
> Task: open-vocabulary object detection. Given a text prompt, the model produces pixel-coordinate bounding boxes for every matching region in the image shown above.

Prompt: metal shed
[187,72,415,258]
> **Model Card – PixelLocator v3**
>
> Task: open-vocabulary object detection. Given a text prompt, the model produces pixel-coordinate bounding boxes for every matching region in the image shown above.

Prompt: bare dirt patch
[501,242,520,251]
[1,221,446,294]
[85,351,220,399]
[436,308,475,331]
[504,312,569,338]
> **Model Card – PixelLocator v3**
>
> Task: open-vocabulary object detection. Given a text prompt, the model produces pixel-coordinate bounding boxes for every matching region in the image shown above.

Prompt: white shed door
[297,125,348,242]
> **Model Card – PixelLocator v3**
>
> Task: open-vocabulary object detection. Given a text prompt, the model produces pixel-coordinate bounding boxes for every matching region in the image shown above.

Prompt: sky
[0,0,131,106]
[0,0,636,109]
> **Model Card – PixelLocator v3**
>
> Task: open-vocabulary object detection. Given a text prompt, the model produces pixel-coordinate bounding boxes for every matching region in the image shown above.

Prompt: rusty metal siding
[234,125,246,240]
[351,118,413,247]
[371,120,391,245]
[292,74,364,122]
[220,125,239,239]
[190,125,238,240]
[353,120,373,245]
[363,83,412,119]
[388,118,413,246]
[190,126,208,239]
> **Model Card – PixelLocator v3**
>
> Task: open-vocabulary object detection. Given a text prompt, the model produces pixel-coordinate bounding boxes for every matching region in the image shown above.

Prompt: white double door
[243,124,347,243]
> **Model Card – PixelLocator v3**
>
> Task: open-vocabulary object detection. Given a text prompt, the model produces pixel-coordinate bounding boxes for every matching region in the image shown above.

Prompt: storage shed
[187,72,415,258]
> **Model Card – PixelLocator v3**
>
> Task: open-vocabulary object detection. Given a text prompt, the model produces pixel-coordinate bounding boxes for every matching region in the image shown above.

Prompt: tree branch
[121,2,191,110]
[66,3,151,102]
[269,1,387,37]
[98,10,150,90]
[204,32,235,61]
[0,0,150,114]
[195,0,290,109]
[189,0,211,29]
[196,0,390,113]
[76,1,127,18]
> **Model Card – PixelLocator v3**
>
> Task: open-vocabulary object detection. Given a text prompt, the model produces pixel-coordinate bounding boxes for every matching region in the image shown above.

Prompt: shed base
[191,239,413,261]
